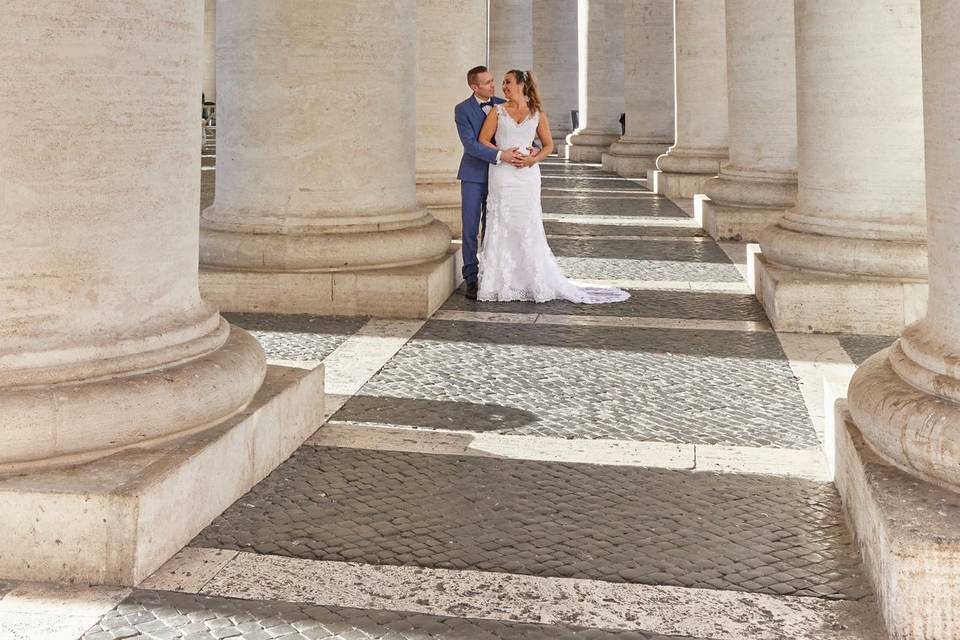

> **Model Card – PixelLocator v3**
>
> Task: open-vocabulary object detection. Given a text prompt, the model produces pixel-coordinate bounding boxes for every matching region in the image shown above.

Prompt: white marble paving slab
[431,310,539,324]
[696,445,830,481]
[266,358,322,370]
[776,333,858,477]
[576,279,753,294]
[192,552,879,640]
[308,423,695,469]
[0,612,102,640]
[545,234,710,242]
[321,319,425,397]
[138,547,238,593]
[533,314,772,333]
[541,214,699,227]
[0,583,129,640]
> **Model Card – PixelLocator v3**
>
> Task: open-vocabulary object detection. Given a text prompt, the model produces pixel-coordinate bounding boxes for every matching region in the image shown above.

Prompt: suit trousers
[460,180,487,285]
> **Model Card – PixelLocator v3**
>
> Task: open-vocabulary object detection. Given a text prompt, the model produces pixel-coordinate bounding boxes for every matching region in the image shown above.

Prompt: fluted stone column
[837,5,960,632]
[532,0,580,144]
[754,0,926,334]
[0,2,265,472]
[489,0,533,77]
[417,0,487,239]
[655,0,727,199]
[602,0,674,177]
[700,0,797,242]
[200,0,454,317]
[567,0,625,162]
[203,0,216,102]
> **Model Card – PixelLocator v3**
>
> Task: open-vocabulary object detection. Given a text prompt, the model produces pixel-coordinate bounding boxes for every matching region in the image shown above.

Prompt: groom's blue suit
[455,94,506,286]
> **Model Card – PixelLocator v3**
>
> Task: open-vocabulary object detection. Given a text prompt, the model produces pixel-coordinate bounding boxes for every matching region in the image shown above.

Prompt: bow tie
[480,100,495,109]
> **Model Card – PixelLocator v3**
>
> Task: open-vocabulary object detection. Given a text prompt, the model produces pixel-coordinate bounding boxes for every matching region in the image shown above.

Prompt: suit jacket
[455,95,506,183]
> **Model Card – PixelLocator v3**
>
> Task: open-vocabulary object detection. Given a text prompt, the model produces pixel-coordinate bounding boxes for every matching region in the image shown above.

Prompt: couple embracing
[454,65,629,305]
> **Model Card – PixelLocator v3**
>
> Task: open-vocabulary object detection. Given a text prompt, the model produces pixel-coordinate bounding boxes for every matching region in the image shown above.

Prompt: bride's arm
[520,112,555,167]
[478,108,499,150]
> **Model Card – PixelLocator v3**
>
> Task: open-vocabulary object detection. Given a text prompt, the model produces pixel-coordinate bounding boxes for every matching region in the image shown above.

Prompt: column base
[0,363,324,586]
[752,254,928,334]
[601,139,670,177]
[657,172,715,200]
[701,198,786,242]
[835,406,960,639]
[701,169,795,241]
[416,177,462,238]
[200,247,458,318]
[566,130,619,162]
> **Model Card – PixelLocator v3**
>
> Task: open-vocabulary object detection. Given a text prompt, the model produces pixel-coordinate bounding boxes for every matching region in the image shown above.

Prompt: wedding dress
[477,105,630,304]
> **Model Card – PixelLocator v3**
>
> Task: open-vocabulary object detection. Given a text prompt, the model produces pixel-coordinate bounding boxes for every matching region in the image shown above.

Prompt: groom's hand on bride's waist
[501,147,523,167]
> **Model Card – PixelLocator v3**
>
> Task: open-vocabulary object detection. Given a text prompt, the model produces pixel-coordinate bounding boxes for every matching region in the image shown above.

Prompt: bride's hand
[519,154,538,168]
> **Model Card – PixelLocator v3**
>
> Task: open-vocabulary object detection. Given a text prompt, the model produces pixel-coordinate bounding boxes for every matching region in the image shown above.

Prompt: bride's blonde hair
[508,69,543,115]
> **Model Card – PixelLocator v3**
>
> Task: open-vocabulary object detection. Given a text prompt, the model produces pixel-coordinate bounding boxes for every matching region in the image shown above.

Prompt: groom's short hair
[467,65,488,86]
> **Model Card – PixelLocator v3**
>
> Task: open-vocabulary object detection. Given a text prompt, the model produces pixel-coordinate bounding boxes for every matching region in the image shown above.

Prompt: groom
[455,65,522,299]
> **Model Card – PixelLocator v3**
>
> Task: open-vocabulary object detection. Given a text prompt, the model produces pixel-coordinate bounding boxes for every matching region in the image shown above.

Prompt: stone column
[532,0,580,144]
[489,0,533,78]
[838,4,960,633]
[200,0,454,317]
[655,0,727,199]
[567,0,625,162]
[754,0,926,334]
[416,0,488,238]
[0,2,264,472]
[700,0,797,242]
[203,0,216,102]
[602,0,674,177]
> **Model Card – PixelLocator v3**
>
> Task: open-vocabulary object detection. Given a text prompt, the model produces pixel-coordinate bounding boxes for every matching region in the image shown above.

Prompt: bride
[476,70,630,304]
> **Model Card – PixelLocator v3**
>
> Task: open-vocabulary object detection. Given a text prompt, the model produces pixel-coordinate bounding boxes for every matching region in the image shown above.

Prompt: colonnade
[3,3,960,632]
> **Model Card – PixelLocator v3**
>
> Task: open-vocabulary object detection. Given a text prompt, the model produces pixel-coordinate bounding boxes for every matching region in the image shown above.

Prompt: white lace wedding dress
[477,105,630,304]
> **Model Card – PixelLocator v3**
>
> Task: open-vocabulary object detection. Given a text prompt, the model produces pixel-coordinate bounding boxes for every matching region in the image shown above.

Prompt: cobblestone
[335,320,817,448]
[84,590,701,640]
[556,255,743,282]
[837,335,898,366]
[441,288,768,321]
[542,195,688,218]
[193,447,869,600]
[543,221,706,237]
[541,176,648,192]
[223,314,367,363]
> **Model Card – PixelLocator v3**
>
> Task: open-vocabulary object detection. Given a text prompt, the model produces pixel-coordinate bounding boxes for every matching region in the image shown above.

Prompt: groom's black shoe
[464,281,478,300]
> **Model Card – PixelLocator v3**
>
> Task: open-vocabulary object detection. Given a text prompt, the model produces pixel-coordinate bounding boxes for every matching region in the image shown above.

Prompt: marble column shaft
[602,0,674,176]
[567,0,625,162]
[0,0,265,472]
[532,0,580,140]
[203,0,216,102]
[655,0,728,197]
[489,0,533,77]
[201,0,450,273]
[848,0,960,491]
[755,0,926,334]
[416,0,488,238]
[700,0,797,241]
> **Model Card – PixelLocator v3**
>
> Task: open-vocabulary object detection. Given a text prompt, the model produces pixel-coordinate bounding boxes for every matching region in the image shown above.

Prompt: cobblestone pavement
[542,195,688,218]
[193,447,868,600]
[335,321,817,447]
[441,288,768,321]
[838,335,898,365]
[177,157,877,638]
[543,221,706,237]
[542,176,648,192]
[83,590,702,640]
[223,314,368,363]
